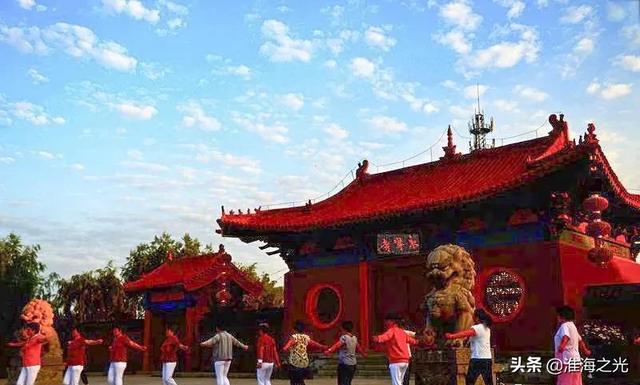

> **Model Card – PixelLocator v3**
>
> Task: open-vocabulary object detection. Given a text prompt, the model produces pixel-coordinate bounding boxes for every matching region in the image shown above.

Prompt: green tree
[56,261,136,322]
[237,263,285,309]
[0,234,46,376]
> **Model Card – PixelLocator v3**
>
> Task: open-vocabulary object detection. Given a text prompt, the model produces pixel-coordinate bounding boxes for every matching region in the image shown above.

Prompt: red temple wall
[284,264,362,345]
[559,243,640,322]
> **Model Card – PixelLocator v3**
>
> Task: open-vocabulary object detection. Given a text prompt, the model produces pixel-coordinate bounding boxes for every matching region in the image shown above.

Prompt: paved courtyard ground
[7,375,391,385]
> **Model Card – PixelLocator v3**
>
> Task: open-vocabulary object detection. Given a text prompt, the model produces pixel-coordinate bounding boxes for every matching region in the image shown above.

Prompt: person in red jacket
[63,328,104,385]
[255,323,281,385]
[372,314,417,385]
[6,323,48,385]
[107,326,147,385]
[160,325,189,385]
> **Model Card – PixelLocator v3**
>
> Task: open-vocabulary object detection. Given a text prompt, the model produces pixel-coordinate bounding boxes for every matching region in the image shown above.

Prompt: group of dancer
[5,304,592,385]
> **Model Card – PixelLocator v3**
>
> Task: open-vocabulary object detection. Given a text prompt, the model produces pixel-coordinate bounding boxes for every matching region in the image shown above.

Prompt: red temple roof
[123,250,263,296]
[217,118,640,233]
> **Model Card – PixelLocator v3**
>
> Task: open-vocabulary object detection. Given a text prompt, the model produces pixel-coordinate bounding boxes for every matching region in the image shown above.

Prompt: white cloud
[560,5,593,24]
[190,145,261,174]
[607,2,627,22]
[439,1,482,31]
[279,93,304,111]
[226,65,251,78]
[586,81,601,94]
[364,26,396,51]
[350,57,376,77]
[368,115,407,134]
[463,85,488,99]
[260,20,313,62]
[423,103,439,114]
[17,0,46,11]
[160,0,188,16]
[434,30,472,54]
[102,0,160,23]
[37,151,56,160]
[178,101,221,131]
[324,59,337,69]
[574,37,594,55]
[441,80,459,90]
[600,83,632,100]
[0,157,15,164]
[27,68,49,84]
[71,163,85,172]
[116,102,157,120]
[1,23,139,71]
[622,25,640,47]
[587,81,632,99]
[11,102,65,126]
[121,161,169,173]
[494,0,525,19]
[139,62,170,80]
[465,24,539,69]
[515,85,548,101]
[233,114,289,144]
[324,123,349,140]
[614,55,640,72]
[493,99,518,112]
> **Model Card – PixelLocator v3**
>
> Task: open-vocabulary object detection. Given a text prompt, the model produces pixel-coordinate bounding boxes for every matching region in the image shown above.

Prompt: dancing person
[324,321,367,385]
[107,326,147,385]
[371,314,417,385]
[200,322,249,385]
[160,325,189,385]
[6,323,48,385]
[256,323,281,385]
[445,309,494,385]
[63,328,104,385]
[282,320,329,385]
[554,306,591,385]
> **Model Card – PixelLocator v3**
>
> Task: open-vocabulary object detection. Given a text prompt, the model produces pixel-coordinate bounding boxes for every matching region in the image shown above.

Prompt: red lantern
[582,194,609,213]
[586,221,612,238]
[216,289,232,305]
[588,247,613,267]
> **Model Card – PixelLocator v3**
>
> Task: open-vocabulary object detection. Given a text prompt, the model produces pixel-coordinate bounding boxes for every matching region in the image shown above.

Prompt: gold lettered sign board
[559,230,631,260]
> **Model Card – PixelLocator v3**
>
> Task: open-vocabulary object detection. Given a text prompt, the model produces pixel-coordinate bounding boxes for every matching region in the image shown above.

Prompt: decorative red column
[184,307,194,371]
[358,262,370,351]
[142,309,152,372]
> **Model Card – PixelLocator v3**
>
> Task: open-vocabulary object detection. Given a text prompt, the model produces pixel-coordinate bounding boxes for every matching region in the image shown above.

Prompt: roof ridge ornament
[548,113,568,135]
[441,125,461,160]
[584,122,599,145]
[356,159,369,179]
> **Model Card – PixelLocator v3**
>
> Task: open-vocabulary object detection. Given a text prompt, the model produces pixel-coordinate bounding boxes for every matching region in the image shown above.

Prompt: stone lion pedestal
[412,348,498,385]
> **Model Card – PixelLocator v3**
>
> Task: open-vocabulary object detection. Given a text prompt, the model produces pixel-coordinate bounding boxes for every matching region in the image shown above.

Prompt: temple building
[123,245,262,371]
[217,113,640,352]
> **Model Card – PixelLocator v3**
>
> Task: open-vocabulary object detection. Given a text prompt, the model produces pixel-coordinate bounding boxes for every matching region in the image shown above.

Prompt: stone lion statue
[421,244,476,348]
[7,299,64,385]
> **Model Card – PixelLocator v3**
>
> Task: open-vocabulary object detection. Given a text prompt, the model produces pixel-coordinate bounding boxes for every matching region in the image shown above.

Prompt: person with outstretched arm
[107,326,147,385]
[372,314,417,385]
[63,328,104,385]
[324,320,367,385]
[282,320,329,385]
[6,323,48,385]
[200,322,249,385]
[445,309,494,385]
[553,306,591,385]
[255,322,281,385]
[160,325,189,385]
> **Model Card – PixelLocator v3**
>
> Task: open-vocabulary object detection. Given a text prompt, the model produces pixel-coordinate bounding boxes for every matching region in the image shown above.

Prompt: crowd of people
[4,305,598,385]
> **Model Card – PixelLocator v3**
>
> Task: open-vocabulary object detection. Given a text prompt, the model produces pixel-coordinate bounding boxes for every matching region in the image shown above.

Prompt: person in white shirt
[554,306,591,385]
[445,309,493,385]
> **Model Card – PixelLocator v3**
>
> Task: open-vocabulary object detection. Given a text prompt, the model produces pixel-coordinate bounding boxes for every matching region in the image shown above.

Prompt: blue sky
[1,0,639,283]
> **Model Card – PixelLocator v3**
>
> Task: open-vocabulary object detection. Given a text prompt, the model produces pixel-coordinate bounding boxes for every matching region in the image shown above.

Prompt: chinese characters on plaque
[377,233,420,255]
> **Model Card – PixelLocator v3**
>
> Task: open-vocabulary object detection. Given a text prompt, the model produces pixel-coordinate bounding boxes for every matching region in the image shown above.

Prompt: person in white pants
[63,328,104,385]
[256,323,281,385]
[389,363,409,385]
[160,325,189,385]
[6,323,48,385]
[201,322,249,385]
[107,327,147,385]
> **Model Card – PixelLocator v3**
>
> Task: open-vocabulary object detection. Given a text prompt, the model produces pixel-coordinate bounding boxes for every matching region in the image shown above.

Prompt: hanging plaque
[377,233,420,255]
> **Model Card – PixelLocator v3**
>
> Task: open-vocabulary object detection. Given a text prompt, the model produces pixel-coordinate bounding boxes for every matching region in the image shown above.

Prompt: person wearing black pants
[324,321,366,385]
[445,309,494,385]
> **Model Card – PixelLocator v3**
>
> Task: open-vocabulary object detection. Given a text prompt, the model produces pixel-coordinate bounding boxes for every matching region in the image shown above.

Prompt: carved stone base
[412,348,497,385]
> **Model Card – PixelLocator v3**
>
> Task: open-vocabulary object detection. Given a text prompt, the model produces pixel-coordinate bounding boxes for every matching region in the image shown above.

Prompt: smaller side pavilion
[123,245,262,372]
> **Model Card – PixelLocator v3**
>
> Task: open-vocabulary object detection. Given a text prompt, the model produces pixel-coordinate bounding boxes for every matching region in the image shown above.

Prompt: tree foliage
[238,263,285,309]
[55,261,137,323]
[0,233,46,348]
